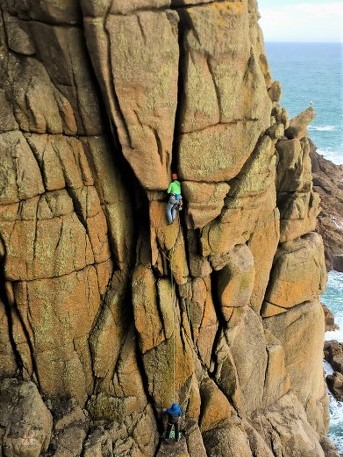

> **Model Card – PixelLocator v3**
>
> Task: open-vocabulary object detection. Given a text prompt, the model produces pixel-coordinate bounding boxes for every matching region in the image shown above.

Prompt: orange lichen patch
[211,1,246,15]
[193,1,246,30]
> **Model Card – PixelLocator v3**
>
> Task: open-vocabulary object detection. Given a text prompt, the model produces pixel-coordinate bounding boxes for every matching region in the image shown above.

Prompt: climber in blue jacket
[165,402,182,441]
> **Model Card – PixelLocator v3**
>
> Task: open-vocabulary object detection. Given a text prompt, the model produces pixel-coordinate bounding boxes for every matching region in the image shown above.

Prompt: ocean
[323,272,343,453]
[265,42,343,454]
[265,42,343,165]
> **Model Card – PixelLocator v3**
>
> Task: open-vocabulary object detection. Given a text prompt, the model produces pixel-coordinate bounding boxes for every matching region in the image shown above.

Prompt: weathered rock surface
[264,300,328,435]
[0,378,53,457]
[324,340,343,374]
[0,0,336,456]
[323,304,338,332]
[285,106,316,139]
[326,372,343,402]
[262,233,327,316]
[310,142,343,270]
[324,340,343,402]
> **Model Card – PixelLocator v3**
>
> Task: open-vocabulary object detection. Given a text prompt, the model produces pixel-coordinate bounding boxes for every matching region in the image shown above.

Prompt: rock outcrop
[323,304,338,332]
[0,0,336,456]
[324,340,343,401]
[0,379,53,457]
[310,143,343,270]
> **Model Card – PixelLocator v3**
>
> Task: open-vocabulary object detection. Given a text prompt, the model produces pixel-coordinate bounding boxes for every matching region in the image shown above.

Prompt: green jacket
[167,180,181,195]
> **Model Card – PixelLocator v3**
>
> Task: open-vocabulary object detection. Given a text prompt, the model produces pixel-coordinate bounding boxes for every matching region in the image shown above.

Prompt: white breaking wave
[323,272,343,344]
[323,272,343,455]
[323,271,343,302]
[330,216,343,231]
[328,394,343,455]
[325,311,343,343]
[324,360,334,376]
[309,125,336,132]
[316,148,343,165]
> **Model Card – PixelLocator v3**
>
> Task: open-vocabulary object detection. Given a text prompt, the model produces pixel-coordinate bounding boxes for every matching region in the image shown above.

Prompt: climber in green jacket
[166,173,183,225]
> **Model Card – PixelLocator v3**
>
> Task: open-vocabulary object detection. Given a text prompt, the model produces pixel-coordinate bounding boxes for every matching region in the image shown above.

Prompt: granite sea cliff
[0,1,338,456]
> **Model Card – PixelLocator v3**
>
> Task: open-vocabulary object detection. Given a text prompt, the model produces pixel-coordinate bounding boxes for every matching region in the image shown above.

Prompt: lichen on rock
[0,0,337,455]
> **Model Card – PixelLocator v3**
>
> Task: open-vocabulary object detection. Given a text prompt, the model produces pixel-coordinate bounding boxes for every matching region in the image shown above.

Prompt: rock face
[323,304,338,332]
[0,1,336,456]
[324,340,343,401]
[310,142,343,270]
[0,379,53,457]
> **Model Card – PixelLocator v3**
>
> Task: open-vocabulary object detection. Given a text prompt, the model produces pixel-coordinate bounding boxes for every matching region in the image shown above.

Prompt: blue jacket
[166,403,182,417]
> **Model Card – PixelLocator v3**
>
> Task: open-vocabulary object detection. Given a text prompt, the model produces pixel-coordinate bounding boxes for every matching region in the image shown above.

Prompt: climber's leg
[174,422,180,441]
[171,203,178,222]
[166,423,173,439]
[166,195,177,224]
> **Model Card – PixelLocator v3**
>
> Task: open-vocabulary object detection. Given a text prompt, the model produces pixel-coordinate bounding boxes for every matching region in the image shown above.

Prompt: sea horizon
[265,41,343,166]
[267,40,343,452]
[265,41,342,44]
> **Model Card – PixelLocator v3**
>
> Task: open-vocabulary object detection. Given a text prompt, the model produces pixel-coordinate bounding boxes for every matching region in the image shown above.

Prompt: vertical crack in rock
[24,133,49,187]
[156,280,170,342]
[170,8,190,173]
[13,291,40,386]
[210,269,229,331]
[206,55,222,123]
[262,344,271,395]
[132,331,163,433]
[136,14,148,45]
[68,41,86,134]
[0,6,10,75]
[80,14,143,270]
[32,196,40,262]
[0,237,23,374]
[88,269,131,387]
[48,138,89,232]
[103,18,134,150]
[152,127,163,164]
[24,283,41,386]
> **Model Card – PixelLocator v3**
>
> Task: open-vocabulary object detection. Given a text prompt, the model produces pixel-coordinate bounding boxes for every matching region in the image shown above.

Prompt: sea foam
[309,125,336,132]
[317,148,343,165]
[328,395,343,453]
[323,272,343,452]
[322,272,343,340]
[326,313,343,343]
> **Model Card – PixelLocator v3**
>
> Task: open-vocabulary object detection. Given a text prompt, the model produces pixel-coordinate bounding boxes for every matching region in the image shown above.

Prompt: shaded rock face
[324,341,343,402]
[310,143,343,270]
[323,304,338,332]
[0,1,334,456]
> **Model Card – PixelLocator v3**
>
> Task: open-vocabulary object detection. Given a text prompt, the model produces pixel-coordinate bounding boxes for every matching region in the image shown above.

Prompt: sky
[258,0,343,42]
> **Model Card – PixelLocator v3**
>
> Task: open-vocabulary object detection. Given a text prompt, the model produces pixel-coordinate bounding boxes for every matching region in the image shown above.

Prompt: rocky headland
[324,340,343,401]
[310,143,343,271]
[311,145,343,406]
[0,1,339,456]
[309,143,343,403]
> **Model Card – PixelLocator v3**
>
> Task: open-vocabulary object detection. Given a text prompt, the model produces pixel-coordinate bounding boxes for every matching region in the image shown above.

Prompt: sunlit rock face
[0,0,335,455]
